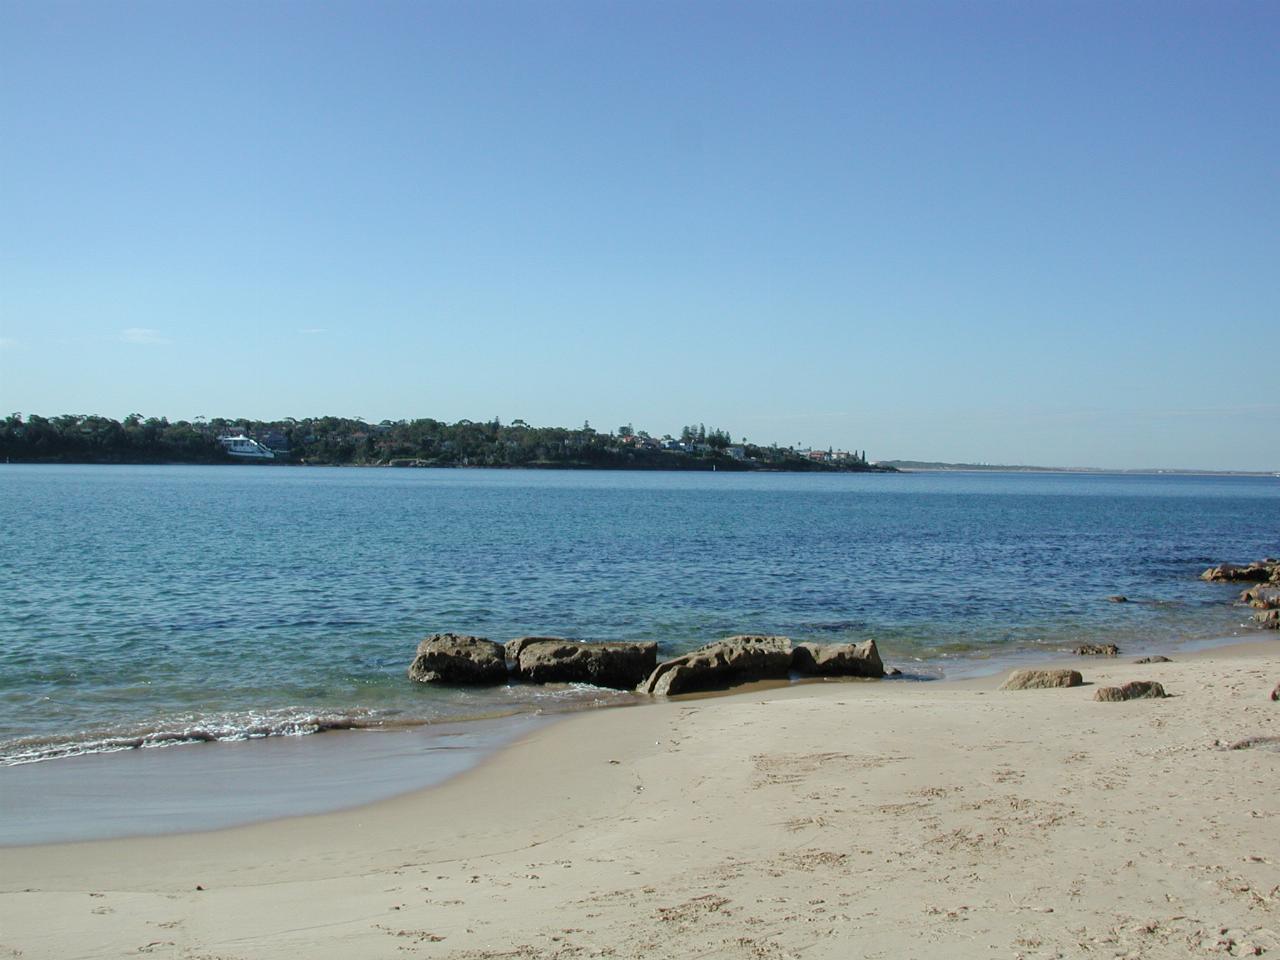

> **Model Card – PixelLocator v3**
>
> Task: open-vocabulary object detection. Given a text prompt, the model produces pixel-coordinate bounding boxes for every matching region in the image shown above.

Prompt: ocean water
[2,464,1277,767]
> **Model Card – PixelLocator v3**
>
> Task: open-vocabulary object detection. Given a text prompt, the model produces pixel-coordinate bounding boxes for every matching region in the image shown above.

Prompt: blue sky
[2,0,1276,469]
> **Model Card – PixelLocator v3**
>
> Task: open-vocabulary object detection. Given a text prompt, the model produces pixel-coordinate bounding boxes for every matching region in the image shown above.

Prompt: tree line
[0,413,892,472]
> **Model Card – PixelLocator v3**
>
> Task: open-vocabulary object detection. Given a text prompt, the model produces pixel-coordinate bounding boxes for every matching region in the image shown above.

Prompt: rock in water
[514,639,658,689]
[1133,655,1172,664]
[1074,643,1120,656]
[1094,680,1167,701]
[1000,669,1084,690]
[1106,595,1129,603]
[1257,609,1280,630]
[1201,560,1278,583]
[1240,585,1280,610]
[407,633,508,684]
[792,640,885,678]
[505,636,564,663]
[639,635,793,696]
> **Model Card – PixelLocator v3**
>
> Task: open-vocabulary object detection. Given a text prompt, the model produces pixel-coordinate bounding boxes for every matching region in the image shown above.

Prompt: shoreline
[1,627,1273,849]
[2,639,1277,958]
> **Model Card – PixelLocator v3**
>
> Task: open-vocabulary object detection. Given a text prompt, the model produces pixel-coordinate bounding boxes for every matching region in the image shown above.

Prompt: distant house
[259,430,290,453]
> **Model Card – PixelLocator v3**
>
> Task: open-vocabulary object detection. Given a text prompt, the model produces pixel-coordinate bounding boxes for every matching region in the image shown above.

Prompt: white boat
[218,434,276,459]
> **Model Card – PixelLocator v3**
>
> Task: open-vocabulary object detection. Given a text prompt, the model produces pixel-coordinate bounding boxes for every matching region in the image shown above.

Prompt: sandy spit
[2,642,1278,960]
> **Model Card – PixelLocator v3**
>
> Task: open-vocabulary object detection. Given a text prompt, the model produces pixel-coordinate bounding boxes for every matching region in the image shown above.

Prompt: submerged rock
[407,633,508,684]
[792,640,885,678]
[1074,643,1120,656]
[1094,680,1167,702]
[514,639,657,689]
[1134,655,1173,664]
[1000,669,1083,690]
[1106,595,1129,603]
[639,635,792,696]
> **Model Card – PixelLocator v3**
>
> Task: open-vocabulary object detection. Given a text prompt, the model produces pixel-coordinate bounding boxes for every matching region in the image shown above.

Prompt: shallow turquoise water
[1,464,1277,764]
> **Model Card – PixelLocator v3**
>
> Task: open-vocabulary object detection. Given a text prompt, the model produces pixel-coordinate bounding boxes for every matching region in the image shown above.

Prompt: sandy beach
[2,641,1278,960]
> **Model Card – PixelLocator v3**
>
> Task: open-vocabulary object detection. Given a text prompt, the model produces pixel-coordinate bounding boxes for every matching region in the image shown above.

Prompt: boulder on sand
[792,640,885,678]
[1134,655,1172,664]
[407,633,508,684]
[639,635,792,696]
[1000,669,1083,690]
[1094,680,1167,702]
[514,639,658,690]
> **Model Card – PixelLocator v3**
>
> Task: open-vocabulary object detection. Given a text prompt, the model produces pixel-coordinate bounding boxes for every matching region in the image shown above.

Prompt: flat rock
[639,635,792,696]
[1074,643,1119,656]
[1001,669,1083,690]
[792,640,885,678]
[514,639,657,689]
[407,633,508,684]
[1094,680,1167,701]
[1133,655,1172,664]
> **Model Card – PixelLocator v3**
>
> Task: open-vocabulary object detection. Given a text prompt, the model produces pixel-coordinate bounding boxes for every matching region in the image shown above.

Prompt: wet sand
[1,640,1277,959]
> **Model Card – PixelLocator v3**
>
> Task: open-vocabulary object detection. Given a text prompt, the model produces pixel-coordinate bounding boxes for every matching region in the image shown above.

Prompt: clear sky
[1,0,1276,470]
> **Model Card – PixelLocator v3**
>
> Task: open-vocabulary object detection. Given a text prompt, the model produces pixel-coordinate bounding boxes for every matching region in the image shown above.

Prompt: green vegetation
[0,413,894,472]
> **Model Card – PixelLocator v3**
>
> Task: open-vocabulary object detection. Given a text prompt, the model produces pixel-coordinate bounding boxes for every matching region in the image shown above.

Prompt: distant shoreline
[883,461,1279,478]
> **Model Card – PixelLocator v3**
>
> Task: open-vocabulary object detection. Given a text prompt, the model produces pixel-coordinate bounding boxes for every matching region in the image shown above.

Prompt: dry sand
[2,642,1278,959]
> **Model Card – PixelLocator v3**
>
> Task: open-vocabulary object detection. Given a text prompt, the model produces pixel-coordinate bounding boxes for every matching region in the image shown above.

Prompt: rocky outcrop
[1201,559,1279,583]
[639,635,792,696]
[792,640,885,678]
[1000,669,1083,690]
[407,633,508,684]
[1074,643,1119,656]
[1241,585,1280,610]
[1256,609,1280,630]
[514,639,657,689]
[1134,655,1172,664]
[1094,680,1167,701]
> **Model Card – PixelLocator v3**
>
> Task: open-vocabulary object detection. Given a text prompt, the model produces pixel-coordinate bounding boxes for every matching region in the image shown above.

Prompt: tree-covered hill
[0,413,894,472]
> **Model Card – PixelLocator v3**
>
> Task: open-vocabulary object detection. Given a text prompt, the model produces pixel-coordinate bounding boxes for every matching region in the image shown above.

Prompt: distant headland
[0,413,895,472]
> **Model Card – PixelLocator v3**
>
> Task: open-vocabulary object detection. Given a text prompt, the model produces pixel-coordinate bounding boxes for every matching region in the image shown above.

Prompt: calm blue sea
[2,464,1277,766]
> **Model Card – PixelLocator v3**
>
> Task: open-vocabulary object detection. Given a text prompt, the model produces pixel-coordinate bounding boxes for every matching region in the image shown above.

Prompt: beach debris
[1227,735,1280,750]
[513,639,657,689]
[1094,680,1167,701]
[639,635,793,696]
[1271,682,1279,702]
[1073,643,1120,656]
[407,633,508,684]
[1201,559,1280,583]
[1106,595,1129,603]
[1134,655,1173,664]
[1000,669,1083,690]
[792,639,886,678]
